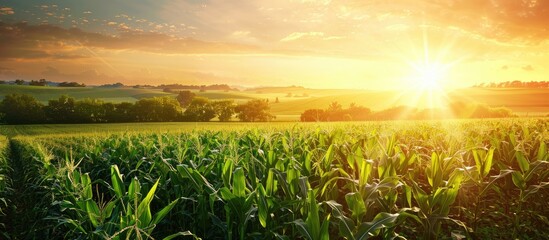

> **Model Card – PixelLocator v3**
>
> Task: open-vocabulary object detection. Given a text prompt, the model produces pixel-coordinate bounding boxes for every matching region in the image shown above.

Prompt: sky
[0,0,548,90]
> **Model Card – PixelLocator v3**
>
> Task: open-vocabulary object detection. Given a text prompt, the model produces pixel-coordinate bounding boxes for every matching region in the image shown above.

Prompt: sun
[413,62,447,90]
[397,60,453,111]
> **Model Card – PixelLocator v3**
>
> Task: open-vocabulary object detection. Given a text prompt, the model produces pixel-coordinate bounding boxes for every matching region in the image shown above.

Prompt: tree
[346,103,371,121]
[134,97,182,122]
[300,109,327,122]
[326,101,344,121]
[98,82,124,88]
[176,90,196,108]
[104,102,136,122]
[372,106,415,120]
[0,93,46,124]
[327,101,342,112]
[44,95,77,123]
[157,97,183,121]
[29,79,47,86]
[235,99,275,122]
[134,98,162,122]
[45,96,113,123]
[58,82,86,87]
[183,97,216,122]
[470,104,513,118]
[14,79,25,85]
[74,98,106,123]
[212,100,236,122]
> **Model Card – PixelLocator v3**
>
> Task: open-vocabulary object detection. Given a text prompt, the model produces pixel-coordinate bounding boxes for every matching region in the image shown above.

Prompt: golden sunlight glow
[398,60,454,112]
[414,62,447,90]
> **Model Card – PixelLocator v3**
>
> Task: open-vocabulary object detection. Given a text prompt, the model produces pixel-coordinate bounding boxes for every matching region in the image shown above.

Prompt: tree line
[300,101,515,121]
[0,92,274,124]
[0,79,86,87]
[473,80,549,88]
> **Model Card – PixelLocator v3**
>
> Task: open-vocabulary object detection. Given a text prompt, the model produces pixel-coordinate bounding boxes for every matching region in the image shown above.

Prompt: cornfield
[0,119,548,239]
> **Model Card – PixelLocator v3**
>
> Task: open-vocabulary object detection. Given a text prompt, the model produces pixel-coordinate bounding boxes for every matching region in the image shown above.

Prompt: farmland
[0,119,547,239]
[0,85,176,104]
[1,85,548,121]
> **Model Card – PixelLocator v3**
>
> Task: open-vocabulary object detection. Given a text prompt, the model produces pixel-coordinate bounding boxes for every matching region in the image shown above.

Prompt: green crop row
[2,119,548,239]
[0,136,9,239]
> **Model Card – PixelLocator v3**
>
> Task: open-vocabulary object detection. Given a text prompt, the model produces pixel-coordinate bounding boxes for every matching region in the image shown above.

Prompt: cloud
[0,22,264,61]
[344,0,549,44]
[0,7,14,15]
[40,66,239,85]
[298,0,332,6]
[0,67,17,78]
[522,65,534,71]
[229,31,258,43]
[386,24,410,32]
[0,23,90,60]
[118,23,130,31]
[41,66,123,84]
[280,32,343,42]
[232,31,251,37]
[426,0,549,43]
[281,32,324,42]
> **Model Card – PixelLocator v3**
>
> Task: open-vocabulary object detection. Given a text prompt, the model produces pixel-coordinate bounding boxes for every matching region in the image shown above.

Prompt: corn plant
[0,136,11,239]
[0,119,547,239]
[410,152,468,239]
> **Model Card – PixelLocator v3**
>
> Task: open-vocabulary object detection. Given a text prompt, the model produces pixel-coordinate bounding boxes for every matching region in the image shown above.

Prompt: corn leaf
[355,212,399,240]
[110,165,125,199]
[136,178,159,228]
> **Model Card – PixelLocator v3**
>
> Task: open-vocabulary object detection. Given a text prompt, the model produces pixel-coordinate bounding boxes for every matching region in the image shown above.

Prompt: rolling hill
[0,85,547,120]
[0,85,175,103]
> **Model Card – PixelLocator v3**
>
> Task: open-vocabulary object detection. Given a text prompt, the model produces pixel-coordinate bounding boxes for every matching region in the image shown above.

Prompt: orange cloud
[420,0,549,42]
[0,67,17,78]
[0,7,14,15]
[0,22,263,61]
[280,32,325,42]
[522,65,534,71]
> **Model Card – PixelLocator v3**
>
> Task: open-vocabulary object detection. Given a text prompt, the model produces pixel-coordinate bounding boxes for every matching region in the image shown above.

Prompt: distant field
[0,85,547,120]
[0,85,174,103]
[0,120,460,137]
[268,88,549,118]
[2,121,424,137]
[448,88,549,115]
[0,122,305,137]
[0,118,540,137]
